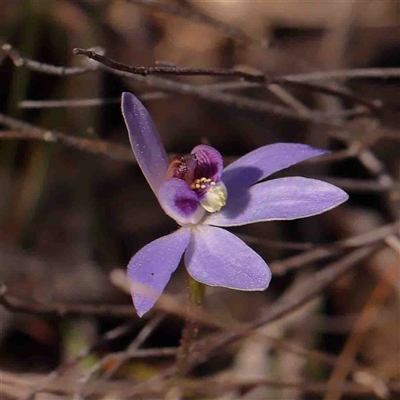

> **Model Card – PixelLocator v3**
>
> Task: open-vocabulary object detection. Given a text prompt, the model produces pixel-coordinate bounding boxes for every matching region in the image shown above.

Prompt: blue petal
[121,92,169,196]
[185,226,271,290]
[222,143,327,195]
[127,228,191,317]
[205,177,349,227]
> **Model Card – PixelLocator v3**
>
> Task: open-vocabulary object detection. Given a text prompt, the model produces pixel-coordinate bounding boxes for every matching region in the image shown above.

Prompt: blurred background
[0,1,399,399]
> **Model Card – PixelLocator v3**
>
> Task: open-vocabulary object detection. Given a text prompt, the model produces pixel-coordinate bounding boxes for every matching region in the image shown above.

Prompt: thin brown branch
[21,321,137,400]
[19,98,122,108]
[239,220,400,259]
[73,48,336,125]
[76,314,165,397]
[18,92,168,108]
[307,176,400,192]
[10,40,398,84]
[0,115,135,163]
[73,48,380,115]
[270,221,400,275]
[349,142,400,220]
[71,54,266,81]
[284,68,400,82]
[1,43,93,76]
[0,284,135,318]
[104,314,165,378]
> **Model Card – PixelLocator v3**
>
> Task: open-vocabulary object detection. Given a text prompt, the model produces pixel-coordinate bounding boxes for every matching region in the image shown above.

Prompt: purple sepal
[222,143,328,195]
[121,92,169,195]
[185,226,271,290]
[127,228,191,317]
[205,177,349,227]
[158,178,205,225]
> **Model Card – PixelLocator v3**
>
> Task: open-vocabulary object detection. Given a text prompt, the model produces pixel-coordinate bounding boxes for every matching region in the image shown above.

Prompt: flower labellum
[121,92,349,317]
[166,151,228,213]
[159,144,228,225]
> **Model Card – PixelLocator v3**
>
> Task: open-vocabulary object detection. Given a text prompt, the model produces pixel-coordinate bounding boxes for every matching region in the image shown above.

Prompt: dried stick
[0,114,135,163]
[0,284,135,317]
[1,43,94,76]
[73,48,380,115]
[75,314,165,398]
[5,43,399,82]
[324,262,399,400]
[21,322,136,400]
[284,68,400,81]
[18,92,168,108]
[305,176,400,192]
[103,314,166,378]
[270,220,400,275]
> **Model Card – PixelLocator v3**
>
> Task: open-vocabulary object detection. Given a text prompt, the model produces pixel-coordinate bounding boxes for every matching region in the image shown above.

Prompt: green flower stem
[188,274,205,306]
[176,273,205,376]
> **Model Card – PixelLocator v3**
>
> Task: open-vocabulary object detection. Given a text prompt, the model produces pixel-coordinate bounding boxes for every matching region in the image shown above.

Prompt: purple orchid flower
[121,92,348,317]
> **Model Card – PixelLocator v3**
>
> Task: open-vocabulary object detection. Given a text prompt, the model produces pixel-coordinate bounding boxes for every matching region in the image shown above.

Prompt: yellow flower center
[190,177,216,190]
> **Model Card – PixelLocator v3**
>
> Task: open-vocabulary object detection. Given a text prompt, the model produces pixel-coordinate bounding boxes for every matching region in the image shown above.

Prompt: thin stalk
[176,275,205,376]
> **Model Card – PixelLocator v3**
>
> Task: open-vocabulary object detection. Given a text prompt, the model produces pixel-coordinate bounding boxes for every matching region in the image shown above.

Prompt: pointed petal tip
[132,294,152,318]
[205,177,349,227]
[302,143,329,155]
[121,91,135,110]
[127,228,191,317]
[222,143,331,194]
